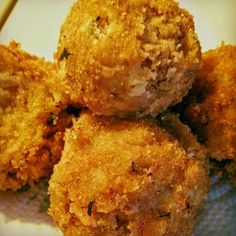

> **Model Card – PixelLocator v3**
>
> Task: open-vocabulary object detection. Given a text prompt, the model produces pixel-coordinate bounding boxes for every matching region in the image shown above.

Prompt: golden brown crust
[183,44,236,161]
[0,42,72,191]
[56,0,201,118]
[49,111,209,236]
[158,112,207,163]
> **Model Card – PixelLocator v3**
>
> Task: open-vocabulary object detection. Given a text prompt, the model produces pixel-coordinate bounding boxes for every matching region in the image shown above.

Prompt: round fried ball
[56,0,201,118]
[0,42,72,191]
[182,44,236,161]
[48,111,209,236]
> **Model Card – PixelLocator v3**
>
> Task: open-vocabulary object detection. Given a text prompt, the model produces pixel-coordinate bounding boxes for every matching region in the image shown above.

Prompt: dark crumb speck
[66,105,82,117]
[59,47,71,61]
[130,161,139,173]
[160,212,171,219]
[87,200,94,216]
[47,112,55,126]
[141,57,152,68]
[147,172,153,177]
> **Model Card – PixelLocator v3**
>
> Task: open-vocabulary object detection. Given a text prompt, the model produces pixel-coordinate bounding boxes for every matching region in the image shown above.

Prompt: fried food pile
[179,44,236,184]
[182,44,236,160]
[56,0,201,118]
[49,111,208,236]
[0,42,73,191]
[2,0,236,235]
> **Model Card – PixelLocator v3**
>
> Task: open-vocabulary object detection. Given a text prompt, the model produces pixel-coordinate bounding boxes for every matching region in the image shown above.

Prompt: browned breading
[182,44,236,161]
[48,111,209,236]
[0,42,72,191]
[56,0,201,118]
[158,112,207,163]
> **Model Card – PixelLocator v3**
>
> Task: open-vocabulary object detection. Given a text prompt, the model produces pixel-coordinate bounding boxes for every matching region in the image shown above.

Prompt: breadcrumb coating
[182,44,236,161]
[158,112,207,163]
[56,0,201,118]
[49,111,209,236]
[0,42,72,191]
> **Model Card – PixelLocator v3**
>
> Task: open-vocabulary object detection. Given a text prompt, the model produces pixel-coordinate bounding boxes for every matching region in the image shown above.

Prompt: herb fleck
[47,112,56,126]
[35,177,49,190]
[138,107,145,114]
[38,195,50,213]
[160,212,171,219]
[26,193,38,204]
[59,47,71,61]
[131,161,139,173]
[87,200,94,216]
[17,184,30,193]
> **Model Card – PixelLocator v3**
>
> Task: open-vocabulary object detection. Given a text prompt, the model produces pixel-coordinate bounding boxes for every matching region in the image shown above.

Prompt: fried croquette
[158,112,207,163]
[48,111,209,236]
[0,42,73,191]
[180,44,236,161]
[56,0,201,118]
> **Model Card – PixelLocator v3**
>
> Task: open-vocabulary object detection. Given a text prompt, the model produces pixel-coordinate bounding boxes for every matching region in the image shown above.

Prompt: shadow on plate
[0,178,53,225]
[194,172,236,236]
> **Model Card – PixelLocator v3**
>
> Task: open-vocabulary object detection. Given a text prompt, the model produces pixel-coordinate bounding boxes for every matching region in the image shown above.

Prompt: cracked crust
[56,0,201,118]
